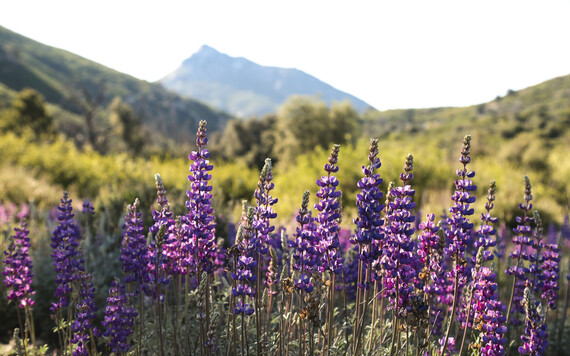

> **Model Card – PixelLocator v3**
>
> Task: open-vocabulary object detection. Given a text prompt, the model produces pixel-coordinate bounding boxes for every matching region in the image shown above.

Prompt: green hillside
[0,25,230,144]
[0,23,568,226]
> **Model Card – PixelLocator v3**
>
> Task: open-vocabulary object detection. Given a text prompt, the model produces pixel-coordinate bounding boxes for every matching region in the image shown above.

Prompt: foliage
[0,25,230,145]
[1,129,569,356]
[0,88,55,139]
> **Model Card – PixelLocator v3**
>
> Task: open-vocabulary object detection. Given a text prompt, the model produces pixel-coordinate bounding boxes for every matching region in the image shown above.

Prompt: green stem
[557,279,570,355]
[255,252,262,356]
[458,282,476,356]
[326,272,336,356]
[440,268,459,355]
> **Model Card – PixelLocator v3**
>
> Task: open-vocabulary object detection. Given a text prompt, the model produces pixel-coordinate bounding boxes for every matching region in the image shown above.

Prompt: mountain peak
[196,44,220,56]
[162,48,372,117]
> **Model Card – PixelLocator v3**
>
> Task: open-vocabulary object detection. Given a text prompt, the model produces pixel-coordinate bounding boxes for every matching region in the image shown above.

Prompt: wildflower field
[2,120,569,356]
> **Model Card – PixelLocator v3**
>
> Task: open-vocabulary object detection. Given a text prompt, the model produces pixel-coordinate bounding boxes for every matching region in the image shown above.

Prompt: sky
[1,0,570,111]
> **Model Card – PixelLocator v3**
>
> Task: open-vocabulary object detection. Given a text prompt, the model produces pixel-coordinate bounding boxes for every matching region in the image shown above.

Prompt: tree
[274,95,359,164]
[214,114,277,169]
[0,88,55,139]
[108,97,145,154]
[66,81,106,151]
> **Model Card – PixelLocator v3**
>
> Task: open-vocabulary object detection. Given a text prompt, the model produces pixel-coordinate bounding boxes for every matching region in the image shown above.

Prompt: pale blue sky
[2,0,570,110]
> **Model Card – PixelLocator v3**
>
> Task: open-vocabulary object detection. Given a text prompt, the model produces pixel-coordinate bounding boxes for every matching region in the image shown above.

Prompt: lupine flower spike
[184,119,216,276]
[316,144,343,275]
[351,139,385,354]
[102,278,137,354]
[3,222,35,309]
[120,198,150,294]
[518,287,548,355]
[470,257,507,356]
[506,176,535,326]
[441,135,477,354]
[50,192,99,356]
[3,221,36,346]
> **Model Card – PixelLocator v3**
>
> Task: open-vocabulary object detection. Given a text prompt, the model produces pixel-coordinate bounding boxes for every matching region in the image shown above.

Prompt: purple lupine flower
[50,192,98,355]
[381,154,419,318]
[120,198,150,293]
[506,176,535,326]
[471,266,507,356]
[528,210,545,295]
[0,203,29,225]
[291,191,318,293]
[440,136,477,353]
[232,206,257,315]
[444,135,476,283]
[70,271,99,356]
[438,336,456,355]
[102,279,137,354]
[315,144,343,275]
[212,238,228,276]
[518,287,548,355]
[183,120,216,275]
[541,242,559,310]
[494,223,507,261]
[254,158,278,255]
[418,214,448,336]
[417,213,442,294]
[474,181,498,262]
[50,192,84,313]
[351,138,384,290]
[81,200,94,215]
[253,159,279,295]
[2,222,35,308]
[546,224,558,245]
[341,247,360,300]
[147,223,170,302]
[150,174,182,277]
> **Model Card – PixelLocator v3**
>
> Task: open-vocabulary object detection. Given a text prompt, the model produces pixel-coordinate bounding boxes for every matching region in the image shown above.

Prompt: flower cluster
[506,176,535,326]
[120,198,150,292]
[471,266,507,356]
[81,200,94,215]
[50,192,84,312]
[444,135,476,281]
[528,210,546,296]
[184,120,216,274]
[2,222,35,308]
[232,206,257,315]
[254,158,278,256]
[540,242,559,310]
[381,154,419,317]
[417,213,442,294]
[150,174,181,277]
[316,144,343,274]
[474,181,498,262]
[102,279,137,354]
[71,271,99,356]
[518,287,548,355]
[291,191,318,293]
[494,223,508,261]
[50,192,98,355]
[352,139,384,288]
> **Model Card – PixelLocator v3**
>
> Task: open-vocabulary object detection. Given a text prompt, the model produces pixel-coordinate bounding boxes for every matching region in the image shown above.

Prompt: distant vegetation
[0,25,230,148]
[0,24,569,227]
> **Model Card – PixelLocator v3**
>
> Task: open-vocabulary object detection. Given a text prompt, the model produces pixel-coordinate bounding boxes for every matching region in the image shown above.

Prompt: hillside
[0,26,230,143]
[160,45,372,118]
